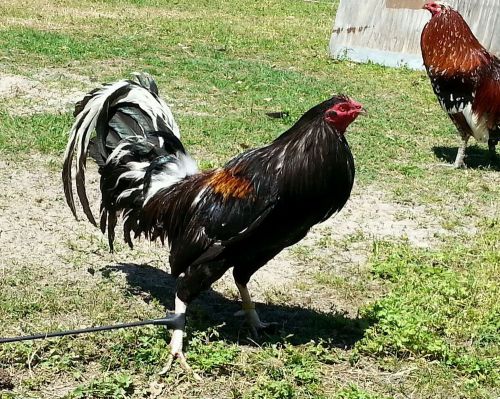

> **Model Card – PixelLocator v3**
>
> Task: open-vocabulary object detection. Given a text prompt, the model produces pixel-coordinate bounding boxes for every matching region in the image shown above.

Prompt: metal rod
[0,314,186,344]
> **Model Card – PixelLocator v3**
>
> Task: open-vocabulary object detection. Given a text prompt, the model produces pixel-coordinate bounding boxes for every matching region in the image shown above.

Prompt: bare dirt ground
[0,154,449,313]
[0,72,91,116]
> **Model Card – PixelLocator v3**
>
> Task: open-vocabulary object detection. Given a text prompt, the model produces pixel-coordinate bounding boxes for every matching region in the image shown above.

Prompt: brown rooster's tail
[473,60,500,129]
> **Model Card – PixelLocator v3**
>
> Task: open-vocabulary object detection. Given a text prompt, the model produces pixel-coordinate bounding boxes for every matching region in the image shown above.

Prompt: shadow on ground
[433,145,500,170]
[104,263,370,350]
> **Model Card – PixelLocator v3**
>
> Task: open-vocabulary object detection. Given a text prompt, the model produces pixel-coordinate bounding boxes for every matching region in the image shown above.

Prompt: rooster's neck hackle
[421,8,490,77]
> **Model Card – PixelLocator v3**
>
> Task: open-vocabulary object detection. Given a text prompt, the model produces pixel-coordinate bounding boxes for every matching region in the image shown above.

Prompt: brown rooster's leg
[454,135,469,168]
[235,282,276,338]
[488,139,498,162]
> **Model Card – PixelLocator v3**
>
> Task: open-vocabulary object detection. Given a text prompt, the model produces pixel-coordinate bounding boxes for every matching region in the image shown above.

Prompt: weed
[187,328,240,374]
[68,372,134,398]
[335,385,391,399]
[359,224,499,387]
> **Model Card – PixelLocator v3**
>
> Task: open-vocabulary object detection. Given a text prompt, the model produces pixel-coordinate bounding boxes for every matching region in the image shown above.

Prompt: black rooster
[62,73,364,371]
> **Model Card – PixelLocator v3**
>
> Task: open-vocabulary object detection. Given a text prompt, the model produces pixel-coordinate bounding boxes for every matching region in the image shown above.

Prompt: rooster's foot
[453,136,469,168]
[234,282,278,338]
[453,160,467,169]
[453,153,467,168]
[435,163,461,168]
[249,320,279,339]
[234,307,278,337]
[159,329,202,381]
[244,308,278,338]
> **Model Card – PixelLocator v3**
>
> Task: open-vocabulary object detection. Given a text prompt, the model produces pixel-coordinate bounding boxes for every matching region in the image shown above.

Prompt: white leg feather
[454,136,469,168]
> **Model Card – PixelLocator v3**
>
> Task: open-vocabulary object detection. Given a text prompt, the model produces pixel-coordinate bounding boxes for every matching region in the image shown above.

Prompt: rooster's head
[324,96,365,134]
[423,1,451,17]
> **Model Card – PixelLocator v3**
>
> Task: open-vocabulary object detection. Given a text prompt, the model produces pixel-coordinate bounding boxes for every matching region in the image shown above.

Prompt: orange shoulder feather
[207,168,254,200]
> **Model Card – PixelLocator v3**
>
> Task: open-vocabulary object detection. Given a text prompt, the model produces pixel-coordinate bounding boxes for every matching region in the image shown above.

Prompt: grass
[0,0,499,398]
[0,111,72,154]
[358,225,499,396]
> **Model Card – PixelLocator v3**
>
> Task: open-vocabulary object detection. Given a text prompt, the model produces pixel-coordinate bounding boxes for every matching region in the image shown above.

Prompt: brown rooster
[421,1,500,167]
[62,73,364,372]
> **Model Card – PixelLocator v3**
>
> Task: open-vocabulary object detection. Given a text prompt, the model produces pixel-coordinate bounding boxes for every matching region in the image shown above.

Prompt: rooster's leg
[160,261,228,379]
[159,295,201,381]
[235,281,277,337]
[488,139,498,162]
[454,135,469,168]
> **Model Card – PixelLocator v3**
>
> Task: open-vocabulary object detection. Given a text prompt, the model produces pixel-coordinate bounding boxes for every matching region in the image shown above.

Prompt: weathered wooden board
[330,0,500,70]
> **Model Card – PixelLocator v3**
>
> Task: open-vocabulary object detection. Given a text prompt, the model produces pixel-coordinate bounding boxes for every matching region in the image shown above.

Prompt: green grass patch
[244,342,328,399]
[0,110,72,154]
[68,372,134,399]
[335,385,391,399]
[358,221,499,388]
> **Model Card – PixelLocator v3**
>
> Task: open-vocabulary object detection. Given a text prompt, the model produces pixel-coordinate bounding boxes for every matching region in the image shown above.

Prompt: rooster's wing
[144,153,280,276]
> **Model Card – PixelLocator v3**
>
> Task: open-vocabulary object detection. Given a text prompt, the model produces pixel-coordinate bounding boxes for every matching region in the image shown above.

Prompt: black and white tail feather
[62,73,198,251]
